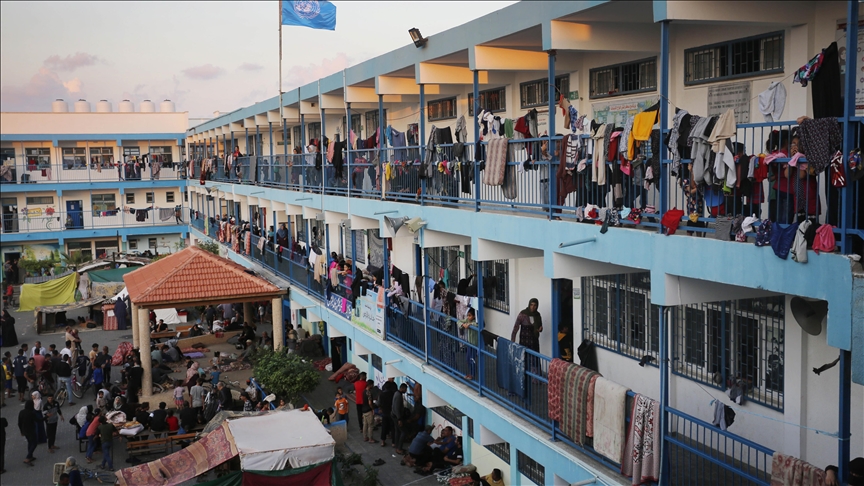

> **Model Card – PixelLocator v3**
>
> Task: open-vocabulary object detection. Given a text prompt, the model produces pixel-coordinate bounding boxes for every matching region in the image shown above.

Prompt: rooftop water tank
[96,100,112,113]
[73,99,91,113]
[160,99,175,112]
[51,99,68,113]
[140,100,155,112]
[118,100,134,112]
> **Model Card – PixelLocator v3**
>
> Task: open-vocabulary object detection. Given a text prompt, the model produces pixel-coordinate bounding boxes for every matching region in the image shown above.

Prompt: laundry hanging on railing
[770,453,825,486]
[621,393,661,486]
[482,138,508,186]
[593,376,630,464]
[495,337,526,399]
[158,208,174,222]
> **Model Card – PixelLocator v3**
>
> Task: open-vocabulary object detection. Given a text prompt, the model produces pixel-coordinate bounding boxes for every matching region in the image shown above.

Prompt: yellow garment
[384,162,393,181]
[18,272,79,312]
[628,110,658,160]
[484,475,505,486]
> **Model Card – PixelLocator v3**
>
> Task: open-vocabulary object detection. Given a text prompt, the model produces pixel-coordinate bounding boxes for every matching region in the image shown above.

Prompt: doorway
[66,200,84,229]
[553,278,574,361]
[1,197,18,233]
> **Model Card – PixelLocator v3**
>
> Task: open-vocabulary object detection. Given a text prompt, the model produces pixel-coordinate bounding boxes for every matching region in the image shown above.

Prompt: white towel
[758,81,787,122]
[592,376,629,464]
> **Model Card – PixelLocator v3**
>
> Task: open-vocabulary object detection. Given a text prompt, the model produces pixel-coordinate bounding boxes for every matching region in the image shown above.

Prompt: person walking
[55,355,74,406]
[18,399,38,465]
[391,383,408,455]
[1,310,17,348]
[379,379,396,448]
[12,349,27,401]
[97,416,116,471]
[44,393,63,452]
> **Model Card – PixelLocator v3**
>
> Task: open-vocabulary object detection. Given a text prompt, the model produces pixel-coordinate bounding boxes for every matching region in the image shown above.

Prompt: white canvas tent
[113,287,182,324]
[227,410,335,471]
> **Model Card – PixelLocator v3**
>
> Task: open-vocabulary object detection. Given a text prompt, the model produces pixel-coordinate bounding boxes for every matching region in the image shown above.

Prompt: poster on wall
[368,229,384,270]
[836,18,864,112]
[707,81,751,123]
[373,369,386,389]
[592,96,659,126]
[350,289,385,339]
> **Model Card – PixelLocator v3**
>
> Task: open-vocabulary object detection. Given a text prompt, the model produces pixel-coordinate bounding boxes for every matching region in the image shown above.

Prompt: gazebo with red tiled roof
[123,246,285,397]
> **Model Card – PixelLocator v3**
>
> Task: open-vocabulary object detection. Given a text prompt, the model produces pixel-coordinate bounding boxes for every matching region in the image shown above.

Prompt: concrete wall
[0,112,188,135]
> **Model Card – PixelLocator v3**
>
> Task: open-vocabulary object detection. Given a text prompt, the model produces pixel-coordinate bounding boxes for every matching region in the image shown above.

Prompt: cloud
[283,53,351,89]
[43,52,101,71]
[0,67,86,111]
[182,64,226,80]
[238,62,264,72]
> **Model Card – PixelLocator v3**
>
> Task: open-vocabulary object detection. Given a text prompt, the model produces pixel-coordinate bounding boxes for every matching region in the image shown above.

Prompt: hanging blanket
[621,394,661,486]
[111,342,134,366]
[495,337,525,398]
[770,453,826,486]
[547,358,570,422]
[502,165,518,200]
[159,208,174,221]
[593,376,630,464]
[115,421,239,486]
[585,374,599,438]
[560,364,599,445]
[483,138,508,186]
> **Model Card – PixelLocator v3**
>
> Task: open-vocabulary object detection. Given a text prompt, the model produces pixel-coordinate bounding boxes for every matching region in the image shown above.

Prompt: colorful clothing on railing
[621,393,661,485]
[547,358,569,422]
[592,376,629,464]
[792,49,825,87]
[798,117,842,174]
[770,452,825,486]
[560,363,600,446]
[495,337,526,399]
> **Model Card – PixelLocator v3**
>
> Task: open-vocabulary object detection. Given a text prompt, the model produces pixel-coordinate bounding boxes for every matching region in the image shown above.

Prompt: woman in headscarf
[18,400,39,465]
[30,391,47,444]
[510,298,543,353]
[1,309,18,347]
[75,405,92,428]
[65,457,84,486]
[185,362,200,389]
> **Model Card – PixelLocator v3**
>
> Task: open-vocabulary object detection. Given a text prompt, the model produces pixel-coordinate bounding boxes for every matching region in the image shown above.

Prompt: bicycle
[79,466,116,483]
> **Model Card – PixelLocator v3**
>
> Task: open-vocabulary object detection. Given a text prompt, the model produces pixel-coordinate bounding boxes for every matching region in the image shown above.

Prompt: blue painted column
[473,69,481,212]
[547,50,557,220]
[383,234,391,338]
[423,243,430,363]
[658,305,670,479]
[476,257,485,396]
[658,20,671,231]
[840,0,859,255]
[351,230,357,275]
[346,104,352,195]
[378,95,385,151]
[419,84,426,204]
[269,121,274,184]
[838,350,852,483]
[300,114,306,190]
[321,108,327,193]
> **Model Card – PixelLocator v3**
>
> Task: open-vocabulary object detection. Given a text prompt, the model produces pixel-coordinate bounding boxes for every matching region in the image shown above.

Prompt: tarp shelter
[18,272,79,311]
[88,267,140,282]
[34,297,106,333]
[116,410,338,486]
[113,287,180,324]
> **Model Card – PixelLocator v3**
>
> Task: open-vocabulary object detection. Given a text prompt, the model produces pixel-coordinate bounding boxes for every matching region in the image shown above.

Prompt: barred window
[589,57,657,99]
[427,246,460,292]
[672,296,785,410]
[469,87,506,116]
[685,32,783,85]
[365,110,387,137]
[431,405,465,430]
[465,246,509,313]
[427,97,457,121]
[342,114,362,140]
[342,229,366,264]
[487,441,510,464]
[520,75,569,108]
[582,272,660,362]
[307,123,322,143]
[517,450,545,486]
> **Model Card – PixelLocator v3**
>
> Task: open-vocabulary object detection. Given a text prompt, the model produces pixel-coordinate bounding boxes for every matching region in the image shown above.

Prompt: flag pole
[278,1,283,122]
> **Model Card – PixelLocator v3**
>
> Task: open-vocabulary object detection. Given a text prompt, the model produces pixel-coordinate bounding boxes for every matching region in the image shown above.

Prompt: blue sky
[0,1,515,118]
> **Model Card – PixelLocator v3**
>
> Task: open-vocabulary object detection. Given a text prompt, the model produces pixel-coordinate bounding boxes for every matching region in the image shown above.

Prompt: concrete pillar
[131,302,140,349]
[244,302,254,326]
[272,297,283,351]
[139,307,153,398]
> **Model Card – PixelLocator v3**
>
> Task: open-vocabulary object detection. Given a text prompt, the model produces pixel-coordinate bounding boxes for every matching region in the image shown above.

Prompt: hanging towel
[621,394,661,486]
[770,453,826,486]
[547,358,570,423]
[593,377,629,464]
[495,337,526,398]
[560,363,600,445]
[158,208,174,221]
[758,81,787,122]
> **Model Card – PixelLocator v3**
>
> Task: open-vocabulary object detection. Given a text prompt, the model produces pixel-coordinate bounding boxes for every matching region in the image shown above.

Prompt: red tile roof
[123,246,283,307]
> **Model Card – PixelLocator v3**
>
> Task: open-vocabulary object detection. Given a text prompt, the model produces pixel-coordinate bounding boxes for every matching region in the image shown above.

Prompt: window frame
[25,196,54,205]
[89,147,114,168]
[307,122,322,143]
[90,193,117,212]
[146,192,154,204]
[364,110,386,137]
[589,57,657,99]
[342,228,366,264]
[25,147,51,168]
[148,237,157,249]
[684,31,784,86]
[427,96,457,122]
[519,74,569,109]
[148,146,174,163]
[468,86,507,116]
[126,193,135,205]
[129,240,138,250]
[166,192,175,203]
[517,450,545,486]
[427,246,461,293]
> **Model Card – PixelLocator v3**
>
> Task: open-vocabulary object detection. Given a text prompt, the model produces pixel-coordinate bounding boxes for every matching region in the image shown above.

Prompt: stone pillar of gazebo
[131,302,140,349]
[272,297,283,351]
[138,306,153,398]
[244,302,255,326]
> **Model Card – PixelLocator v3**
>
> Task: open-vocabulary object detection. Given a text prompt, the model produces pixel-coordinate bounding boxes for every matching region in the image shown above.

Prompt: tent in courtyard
[115,409,340,486]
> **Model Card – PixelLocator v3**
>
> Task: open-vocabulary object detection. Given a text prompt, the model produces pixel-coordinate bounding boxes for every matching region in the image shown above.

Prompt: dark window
[89,147,114,167]
[685,32,783,85]
[582,273,658,362]
[487,442,510,464]
[307,122,321,142]
[520,75,569,108]
[342,229,366,264]
[481,260,509,313]
[342,114,362,140]
[517,450,545,486]
[469,87,506,116]
[62,147,86,169]
[427,97,457,121]
[431,406,465,430]
[148,146,173,163]
[590,57,657,99]
[146,192,154,204]
[365,110,387,137]
[25,196,53,205]
[427,246,460,292]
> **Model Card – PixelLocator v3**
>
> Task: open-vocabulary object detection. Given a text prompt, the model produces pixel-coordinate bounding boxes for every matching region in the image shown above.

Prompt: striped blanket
[560,363,600,445]
[547,358,569,422]
[482,138,508,186]
[621,394,661,485]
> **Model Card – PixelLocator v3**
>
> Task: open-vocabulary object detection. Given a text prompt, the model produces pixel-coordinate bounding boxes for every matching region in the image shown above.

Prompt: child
[165,409,179,432]
[210,351,221,368]
[334,389,349,424]
[210,365,221,385]
[92,362,104,397]
[96,390,107,409]
[173,380,185,409]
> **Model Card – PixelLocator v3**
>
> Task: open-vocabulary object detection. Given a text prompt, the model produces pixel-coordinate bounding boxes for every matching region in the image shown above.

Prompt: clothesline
[657,70,796,115]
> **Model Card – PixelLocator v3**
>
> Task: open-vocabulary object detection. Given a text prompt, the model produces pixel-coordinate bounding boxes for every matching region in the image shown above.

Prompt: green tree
[59,251,90,272]
[254,349,319,405]
[196,239,221,255]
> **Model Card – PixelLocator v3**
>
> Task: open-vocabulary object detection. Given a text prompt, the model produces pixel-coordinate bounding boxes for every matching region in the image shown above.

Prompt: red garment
[353,379,367,405]
[661,208,685,235]
[753,155,768,183]
[812,224,836,254]
[166,416,179,432]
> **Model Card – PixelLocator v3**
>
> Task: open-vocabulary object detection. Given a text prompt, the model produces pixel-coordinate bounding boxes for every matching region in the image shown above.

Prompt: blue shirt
[409,431,433,455]
[211,371,221,384]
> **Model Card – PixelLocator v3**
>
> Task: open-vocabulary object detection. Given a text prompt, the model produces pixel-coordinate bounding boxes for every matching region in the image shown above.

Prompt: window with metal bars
[468,87,506,116]
[520,75,569,108]
[292,126,301,149]
[62,147,86,169]
[465,246,509,313]
[342,114,362,140]
[427,97,457,121]
[342,229,366,264]
[431,405,465,431]
[517,450,545,485]
[307,122,322,143]
[487,441,510,464]
[427,246,461,292]
[672,296,785,410]
[365,110,387,137]
[684,31,783,85]
[589,57,657,99]
[582,272,660,362]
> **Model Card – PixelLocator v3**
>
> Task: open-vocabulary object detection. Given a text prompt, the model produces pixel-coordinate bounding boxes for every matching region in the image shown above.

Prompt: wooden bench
[125,431,199,457]
[151,325,193,341]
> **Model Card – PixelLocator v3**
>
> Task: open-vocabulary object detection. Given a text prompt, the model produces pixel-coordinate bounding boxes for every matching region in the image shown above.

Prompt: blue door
[66,200,83,229]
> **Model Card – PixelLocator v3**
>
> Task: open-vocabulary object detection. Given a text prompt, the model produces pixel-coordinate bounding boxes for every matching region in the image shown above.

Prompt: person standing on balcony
[511,298,542,353]
[459,308,478,380]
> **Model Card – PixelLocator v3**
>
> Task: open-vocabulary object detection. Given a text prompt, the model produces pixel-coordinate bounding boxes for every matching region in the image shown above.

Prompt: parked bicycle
[79,466,115,483]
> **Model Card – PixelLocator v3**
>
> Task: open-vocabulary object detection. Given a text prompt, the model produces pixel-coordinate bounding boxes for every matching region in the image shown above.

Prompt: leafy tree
[254,349,319,405]
[59,251,91,272]
[196,239,221,255]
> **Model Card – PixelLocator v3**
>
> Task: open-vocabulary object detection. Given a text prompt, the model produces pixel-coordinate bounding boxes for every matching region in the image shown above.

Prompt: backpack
[754,219,773,247]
